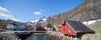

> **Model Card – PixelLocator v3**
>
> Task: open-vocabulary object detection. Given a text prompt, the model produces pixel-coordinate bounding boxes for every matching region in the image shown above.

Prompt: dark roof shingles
[66,20,94,33]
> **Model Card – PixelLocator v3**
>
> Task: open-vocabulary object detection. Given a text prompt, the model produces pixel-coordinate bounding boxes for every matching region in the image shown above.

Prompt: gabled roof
[66,20,95,33]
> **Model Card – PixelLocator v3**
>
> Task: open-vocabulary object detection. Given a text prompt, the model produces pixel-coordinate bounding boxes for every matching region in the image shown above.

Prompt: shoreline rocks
[0,33,21,40]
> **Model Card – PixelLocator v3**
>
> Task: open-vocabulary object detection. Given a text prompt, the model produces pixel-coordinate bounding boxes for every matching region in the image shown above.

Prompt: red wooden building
[60,20,95,37]
[36,27,46,31]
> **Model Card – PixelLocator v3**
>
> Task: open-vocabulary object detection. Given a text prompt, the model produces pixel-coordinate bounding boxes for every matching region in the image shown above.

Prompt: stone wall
[0,33,21,40]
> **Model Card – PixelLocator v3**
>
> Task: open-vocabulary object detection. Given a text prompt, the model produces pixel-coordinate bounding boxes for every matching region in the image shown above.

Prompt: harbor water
[26,35,51,40]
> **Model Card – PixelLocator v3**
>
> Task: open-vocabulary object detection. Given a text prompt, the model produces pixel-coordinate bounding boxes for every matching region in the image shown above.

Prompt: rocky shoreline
[0,33,21,40]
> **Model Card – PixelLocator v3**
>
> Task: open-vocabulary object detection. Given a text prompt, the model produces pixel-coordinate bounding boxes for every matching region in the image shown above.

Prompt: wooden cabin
[36,27,46,31]
[60,20,95,37]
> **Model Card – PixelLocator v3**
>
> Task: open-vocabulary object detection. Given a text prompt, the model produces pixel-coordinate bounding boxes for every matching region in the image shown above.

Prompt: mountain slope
[47,0,101,25]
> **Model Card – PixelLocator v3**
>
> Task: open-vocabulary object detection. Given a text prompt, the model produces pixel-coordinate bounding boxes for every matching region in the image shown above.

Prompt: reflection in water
[26,35,50,40]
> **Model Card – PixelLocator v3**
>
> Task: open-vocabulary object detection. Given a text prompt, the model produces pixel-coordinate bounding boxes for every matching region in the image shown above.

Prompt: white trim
[53,25,58,31]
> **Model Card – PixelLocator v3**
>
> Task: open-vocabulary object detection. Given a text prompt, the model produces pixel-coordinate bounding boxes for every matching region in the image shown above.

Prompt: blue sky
[0,0,84,22]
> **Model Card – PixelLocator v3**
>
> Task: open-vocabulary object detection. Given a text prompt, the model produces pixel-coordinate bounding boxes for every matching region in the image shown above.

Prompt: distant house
[60,20,95,37]
[36,27,46,31]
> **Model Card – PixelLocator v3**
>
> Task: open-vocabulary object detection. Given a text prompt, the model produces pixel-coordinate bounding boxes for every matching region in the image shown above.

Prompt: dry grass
[87,19,101,40]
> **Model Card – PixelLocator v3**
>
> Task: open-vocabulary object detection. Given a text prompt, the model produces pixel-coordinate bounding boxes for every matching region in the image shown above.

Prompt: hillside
[89,19,101,32]
[47,0,101,25]
[88,19,101,40]
[0,19,8,29]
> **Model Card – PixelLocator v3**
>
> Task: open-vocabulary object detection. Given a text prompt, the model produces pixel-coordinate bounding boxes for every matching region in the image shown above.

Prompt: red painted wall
[61,22,76,36]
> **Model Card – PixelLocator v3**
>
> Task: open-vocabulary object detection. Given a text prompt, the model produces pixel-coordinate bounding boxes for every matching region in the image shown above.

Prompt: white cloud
[33,11,42,15]
[0,6,20,21]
